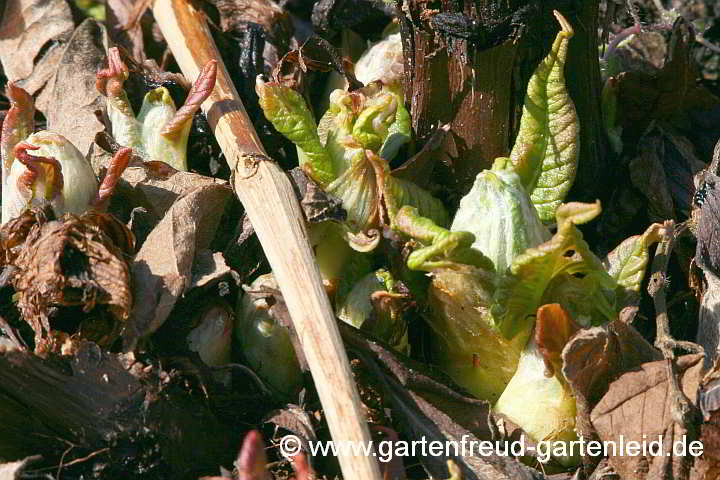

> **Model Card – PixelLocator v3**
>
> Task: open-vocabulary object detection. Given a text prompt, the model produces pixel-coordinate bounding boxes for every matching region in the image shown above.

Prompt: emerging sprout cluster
[393,11,664,465]
[96,48,217,172]
[1,83,131,225]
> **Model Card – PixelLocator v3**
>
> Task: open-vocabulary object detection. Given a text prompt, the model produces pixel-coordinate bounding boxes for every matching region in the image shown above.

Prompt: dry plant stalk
[150,1,381,478]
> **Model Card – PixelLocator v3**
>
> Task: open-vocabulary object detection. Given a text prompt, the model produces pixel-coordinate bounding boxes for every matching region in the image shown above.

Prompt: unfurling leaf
[395,206,493,272]
[0,85,131,225]
[354,31,404,91]
[508,11,579,222]
[495,304,581,460]
[492,201,615,339]
[426,265,527,402]
[4,133,98,223]
[451,168,549,274]
[603,222,666,308]
[384,175,447,228]
[494,330,580,467]
[255,78,335,186]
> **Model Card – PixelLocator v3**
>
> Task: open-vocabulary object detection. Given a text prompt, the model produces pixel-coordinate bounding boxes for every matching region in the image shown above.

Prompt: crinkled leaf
[451,168,549,274]
[395,206,493,272]
[385,175,448,227]
[317,88,357,173]
[256,80,334,186]
[326,150,384,247]
[492,201,615,339]
[319,85,409,177]
[603,222,665,308]
[354,31,404,89]
[327,149,446,253]
[378,93,410,161]
[508,11,579,222]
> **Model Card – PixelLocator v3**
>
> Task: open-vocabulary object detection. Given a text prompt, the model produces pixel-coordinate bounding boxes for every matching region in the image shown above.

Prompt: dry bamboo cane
[150,1,381,479]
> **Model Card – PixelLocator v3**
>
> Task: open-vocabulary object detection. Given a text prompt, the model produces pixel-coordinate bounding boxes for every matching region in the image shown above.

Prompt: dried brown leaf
[113,162,228,223]
[562,320,662,471]
[629,136,675,222]
[106,0,146,62]
[3,209,133,354]
[211,0,291,39]
[0,0,74,95]
[189,250,231,290]
[615,18,720,139]
[38,19,109,155]
[264,405,317,455]
[126,184,232,343]
[590,354,704,480]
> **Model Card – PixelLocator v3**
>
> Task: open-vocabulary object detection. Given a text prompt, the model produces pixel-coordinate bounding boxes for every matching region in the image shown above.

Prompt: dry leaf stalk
[647,220,703,439]
[150,1,381,478]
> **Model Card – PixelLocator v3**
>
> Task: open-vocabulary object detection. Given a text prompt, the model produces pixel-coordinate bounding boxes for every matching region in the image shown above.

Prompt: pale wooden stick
[150,1,381,479]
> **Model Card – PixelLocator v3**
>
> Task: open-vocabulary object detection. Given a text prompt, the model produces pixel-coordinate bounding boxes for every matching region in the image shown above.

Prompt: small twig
[647,220,703,429]
[214,362,274,398]
[696,35,720,55]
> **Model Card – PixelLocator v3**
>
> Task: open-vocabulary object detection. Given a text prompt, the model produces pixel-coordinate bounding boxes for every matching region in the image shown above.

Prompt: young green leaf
[492,201,616,339]
[603,222,666,307]
[236,274,303,399]
[427,264,529,402]
[601,76,623,155]
[508,11,579,222]
[494,304,580,466]
[385,175,448,228]
[451,168,550,274]
[378,93,411,161]
[256,78,335,186]
[96,48,141,149]
[325,149,385,249]
[395,206,493,272]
